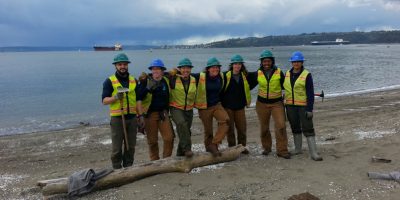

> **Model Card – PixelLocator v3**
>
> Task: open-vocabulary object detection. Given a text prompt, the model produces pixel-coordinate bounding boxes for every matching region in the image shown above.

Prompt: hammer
[314,90,325,102]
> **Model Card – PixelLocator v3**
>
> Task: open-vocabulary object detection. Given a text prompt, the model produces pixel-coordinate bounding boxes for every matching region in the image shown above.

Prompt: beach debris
[37,145,246,197]
[324,136,336,141]
[371,156,391,163]
[368,171,400,183]
[329,154,340,159]
[288,192,320,200]
[79,122,90,126]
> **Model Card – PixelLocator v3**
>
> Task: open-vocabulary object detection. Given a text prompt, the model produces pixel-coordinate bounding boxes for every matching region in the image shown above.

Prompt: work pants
[170,107,193,156]
[110,116,137,169]
[225,108,247,147]
[144,111,174,161]
[285,105,315,137]
[198,103,229,147]
[255,101,289,154]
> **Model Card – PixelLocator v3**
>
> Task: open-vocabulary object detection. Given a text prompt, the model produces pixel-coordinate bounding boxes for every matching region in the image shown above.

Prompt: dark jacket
[192,73,223,107]
[102,72,139,119]
[221,71,247,110]
[287,67,315,112]
[137,77,170,113]
[247,66,285,104]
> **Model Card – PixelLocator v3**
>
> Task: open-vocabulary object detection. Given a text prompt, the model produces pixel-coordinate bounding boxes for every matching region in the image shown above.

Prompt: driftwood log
[37,145,245,196]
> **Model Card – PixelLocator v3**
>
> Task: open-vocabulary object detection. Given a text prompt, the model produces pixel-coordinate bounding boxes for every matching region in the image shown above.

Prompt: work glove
[137,115,145,134]
[168,68,178,77]
[139,72,148,81]
[305,111,313,119]
[146,78,158,91]
[114,92,124,100]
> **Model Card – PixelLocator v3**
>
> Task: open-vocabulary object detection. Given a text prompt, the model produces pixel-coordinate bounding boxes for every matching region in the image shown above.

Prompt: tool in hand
[314,90,324,102]
[117,86,130,151]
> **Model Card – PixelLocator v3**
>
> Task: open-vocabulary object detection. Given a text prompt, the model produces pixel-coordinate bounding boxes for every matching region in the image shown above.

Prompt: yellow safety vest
[194,72,224,109]
[257,68,283,100]
[141,76,170,114]
[224,71,251,107]
[283,69,310,106]
[109,75,137,116]
[170,76,197,111]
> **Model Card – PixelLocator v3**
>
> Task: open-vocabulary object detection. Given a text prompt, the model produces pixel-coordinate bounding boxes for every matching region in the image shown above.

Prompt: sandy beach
[1,88,399,200]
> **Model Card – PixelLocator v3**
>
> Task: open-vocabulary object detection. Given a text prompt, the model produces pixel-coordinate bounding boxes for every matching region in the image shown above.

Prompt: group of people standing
[102,49,322,169]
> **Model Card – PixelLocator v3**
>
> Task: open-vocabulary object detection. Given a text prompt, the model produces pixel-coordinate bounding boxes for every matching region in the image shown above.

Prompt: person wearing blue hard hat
[284,51,323,161]
[137,58,174,161]
[102,53,139,169]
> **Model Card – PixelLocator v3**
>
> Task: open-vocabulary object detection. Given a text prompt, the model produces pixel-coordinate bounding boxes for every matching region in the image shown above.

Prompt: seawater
[0,44,399,135]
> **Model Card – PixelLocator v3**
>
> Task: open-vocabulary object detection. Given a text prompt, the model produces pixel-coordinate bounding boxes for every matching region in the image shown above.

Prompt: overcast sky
[0,0,399,46]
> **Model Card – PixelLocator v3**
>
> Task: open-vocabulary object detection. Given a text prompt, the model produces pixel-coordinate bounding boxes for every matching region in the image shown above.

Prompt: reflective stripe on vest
[169,76,197,110]
[141,76,170,114]
[109,75,137,116]
[283,69,309,106]
[194,72,224,109]
[257,68,282,99]
[224,71,251,107]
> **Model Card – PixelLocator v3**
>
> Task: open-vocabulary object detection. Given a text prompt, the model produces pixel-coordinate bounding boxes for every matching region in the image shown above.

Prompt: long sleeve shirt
[247,66,285,104]
[192,73,223,107]
[221,72,247,110]
[288,67,315,112]
[137,77,170,113]
[102,72,139,119]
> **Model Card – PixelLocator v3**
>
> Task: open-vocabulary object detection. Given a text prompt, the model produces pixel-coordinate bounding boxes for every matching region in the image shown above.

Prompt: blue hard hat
[148,59,166,70]
[289,51,305,62]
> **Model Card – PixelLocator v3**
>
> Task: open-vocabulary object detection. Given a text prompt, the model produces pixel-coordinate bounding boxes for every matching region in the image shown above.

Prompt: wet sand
[1,89,399,200]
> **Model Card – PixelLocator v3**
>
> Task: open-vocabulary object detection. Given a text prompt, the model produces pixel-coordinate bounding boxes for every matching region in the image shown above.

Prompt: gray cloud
[0,0,399,46]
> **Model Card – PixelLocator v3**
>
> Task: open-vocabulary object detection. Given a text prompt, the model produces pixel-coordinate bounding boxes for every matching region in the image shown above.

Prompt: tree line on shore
[204,30,400,48]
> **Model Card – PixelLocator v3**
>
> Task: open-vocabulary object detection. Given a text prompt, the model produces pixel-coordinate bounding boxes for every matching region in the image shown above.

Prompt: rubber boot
[306,136,323,161]
[292,134,303,155]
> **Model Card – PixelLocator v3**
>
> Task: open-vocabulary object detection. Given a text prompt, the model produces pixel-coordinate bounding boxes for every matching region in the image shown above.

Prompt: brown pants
[225,108,247,147]
[255,101,289,154]
[198,103,229,147]
[144,111,174,161]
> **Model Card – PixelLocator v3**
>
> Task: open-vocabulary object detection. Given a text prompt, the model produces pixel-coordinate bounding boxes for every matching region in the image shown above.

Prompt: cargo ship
[93,43,122,51]
[311,38,350,45]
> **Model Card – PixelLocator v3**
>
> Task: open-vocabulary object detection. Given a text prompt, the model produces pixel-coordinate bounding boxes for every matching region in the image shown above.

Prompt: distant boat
[93,43,122,51]
[311,38,350,45]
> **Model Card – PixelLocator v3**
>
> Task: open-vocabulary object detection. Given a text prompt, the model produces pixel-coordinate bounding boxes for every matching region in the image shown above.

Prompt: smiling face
[232,63,242,74]
[207,66,220,77]
[115,62,129,75]
[291,61,303,72]
[261,58,273,69]
[179,66,192,78]
[151,67,164,80]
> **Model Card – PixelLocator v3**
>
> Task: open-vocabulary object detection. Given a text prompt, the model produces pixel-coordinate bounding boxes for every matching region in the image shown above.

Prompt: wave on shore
[325,84,400,98]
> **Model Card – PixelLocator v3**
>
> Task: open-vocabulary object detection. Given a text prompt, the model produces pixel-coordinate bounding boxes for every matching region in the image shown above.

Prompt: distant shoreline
[2,30,400,52]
